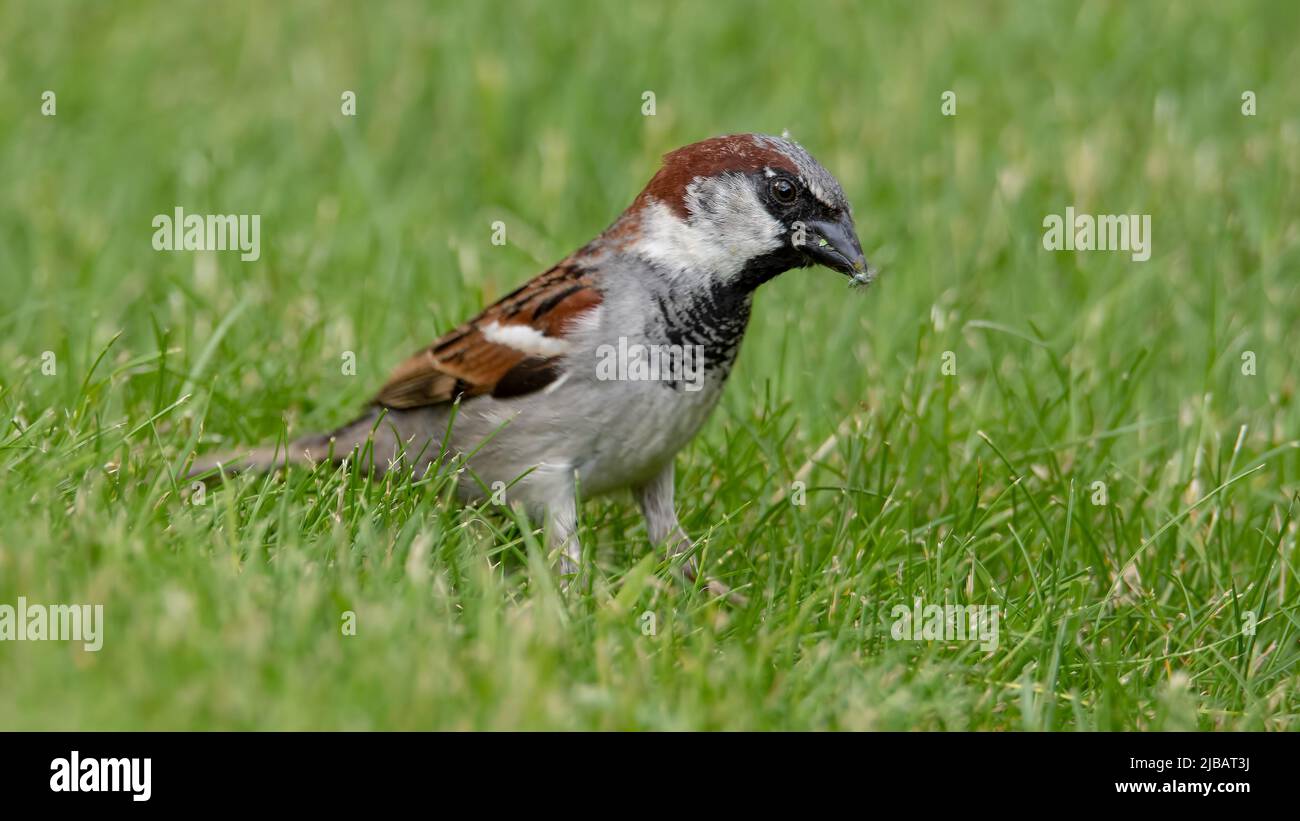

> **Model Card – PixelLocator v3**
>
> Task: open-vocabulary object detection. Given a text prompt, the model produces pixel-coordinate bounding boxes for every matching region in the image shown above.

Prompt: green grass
[1,0,1298,730]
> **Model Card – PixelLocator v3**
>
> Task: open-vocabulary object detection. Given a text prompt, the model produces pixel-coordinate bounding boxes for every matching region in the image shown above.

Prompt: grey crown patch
[751,134,850,213]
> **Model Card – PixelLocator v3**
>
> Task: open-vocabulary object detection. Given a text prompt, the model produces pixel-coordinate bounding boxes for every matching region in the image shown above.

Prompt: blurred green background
[0,0,1297,729]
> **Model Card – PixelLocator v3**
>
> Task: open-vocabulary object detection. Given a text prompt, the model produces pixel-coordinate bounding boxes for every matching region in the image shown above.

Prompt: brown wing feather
[373,261,601,409]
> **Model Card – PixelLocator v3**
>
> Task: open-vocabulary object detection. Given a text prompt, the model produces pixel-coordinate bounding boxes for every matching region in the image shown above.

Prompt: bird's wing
[373,260,602,409]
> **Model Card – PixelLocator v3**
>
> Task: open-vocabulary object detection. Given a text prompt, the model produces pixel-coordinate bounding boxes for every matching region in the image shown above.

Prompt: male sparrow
[190,133,870,584]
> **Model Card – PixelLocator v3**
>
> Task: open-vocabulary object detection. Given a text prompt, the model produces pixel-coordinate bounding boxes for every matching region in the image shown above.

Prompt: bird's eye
[770,178,798,205]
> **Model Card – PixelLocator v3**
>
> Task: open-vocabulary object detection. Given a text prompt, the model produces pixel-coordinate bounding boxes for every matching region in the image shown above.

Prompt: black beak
[802,216,869,279]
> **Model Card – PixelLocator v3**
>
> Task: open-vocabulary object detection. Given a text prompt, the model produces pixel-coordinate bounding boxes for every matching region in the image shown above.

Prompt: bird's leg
[634,463,747,604]
[543,494,582,580]
[632,462,698,578]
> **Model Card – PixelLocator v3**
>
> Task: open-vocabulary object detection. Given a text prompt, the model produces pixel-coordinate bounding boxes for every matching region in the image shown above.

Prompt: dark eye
[770,177,798,205]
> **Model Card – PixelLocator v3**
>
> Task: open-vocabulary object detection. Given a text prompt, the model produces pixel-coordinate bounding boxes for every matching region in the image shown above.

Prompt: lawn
[1,0,1297,730]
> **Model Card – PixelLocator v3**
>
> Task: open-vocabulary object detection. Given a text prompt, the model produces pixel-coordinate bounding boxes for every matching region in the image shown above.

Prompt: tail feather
[185,405,443,482]
[185,443,303,481]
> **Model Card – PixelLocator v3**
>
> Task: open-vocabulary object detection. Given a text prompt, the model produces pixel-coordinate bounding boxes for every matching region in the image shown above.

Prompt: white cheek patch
[636,177,784,280]
[481,321,572,357]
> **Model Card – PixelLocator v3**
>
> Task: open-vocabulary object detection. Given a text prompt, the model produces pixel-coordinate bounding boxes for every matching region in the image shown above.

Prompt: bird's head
[615,133,872,291]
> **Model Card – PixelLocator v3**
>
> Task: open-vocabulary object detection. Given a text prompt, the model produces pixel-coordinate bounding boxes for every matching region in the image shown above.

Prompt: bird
[189,133,871,589]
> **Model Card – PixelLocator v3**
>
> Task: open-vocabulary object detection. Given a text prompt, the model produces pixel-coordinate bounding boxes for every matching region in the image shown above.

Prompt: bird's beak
[802,215,870,280]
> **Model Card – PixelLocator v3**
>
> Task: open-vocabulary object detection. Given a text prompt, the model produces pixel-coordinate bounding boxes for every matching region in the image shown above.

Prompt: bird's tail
[185,405,442,482]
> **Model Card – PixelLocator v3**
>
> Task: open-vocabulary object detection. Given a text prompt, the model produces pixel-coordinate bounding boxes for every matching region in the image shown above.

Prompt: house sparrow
[190,133,870,587]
